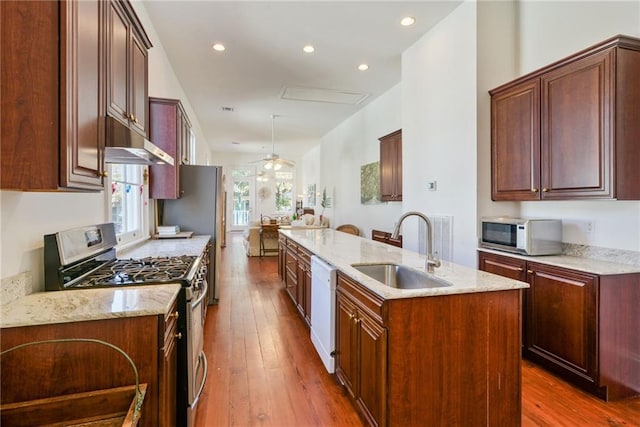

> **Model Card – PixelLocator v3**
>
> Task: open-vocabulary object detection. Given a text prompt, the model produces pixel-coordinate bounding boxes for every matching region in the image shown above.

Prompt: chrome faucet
[391,211,441,273]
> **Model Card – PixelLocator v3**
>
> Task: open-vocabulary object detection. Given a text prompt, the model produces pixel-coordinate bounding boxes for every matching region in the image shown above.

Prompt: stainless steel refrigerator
[161,165,223,304]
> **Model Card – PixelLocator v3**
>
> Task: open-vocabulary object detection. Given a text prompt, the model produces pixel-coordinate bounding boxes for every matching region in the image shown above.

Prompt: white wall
[402,2,478,267]
[302,84,404,238]
[516,1,640,251]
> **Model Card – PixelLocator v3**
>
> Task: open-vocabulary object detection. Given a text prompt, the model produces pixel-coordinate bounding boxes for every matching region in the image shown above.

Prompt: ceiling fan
[250,114,295,170]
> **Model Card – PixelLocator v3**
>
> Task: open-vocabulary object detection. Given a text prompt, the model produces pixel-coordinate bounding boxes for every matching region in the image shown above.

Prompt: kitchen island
[279,228,528,427]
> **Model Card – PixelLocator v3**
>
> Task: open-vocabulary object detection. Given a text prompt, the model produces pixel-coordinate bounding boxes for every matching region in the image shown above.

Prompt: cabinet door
[491,79,540,201]
[336,293,358,398]
[526,263,598,383]
[149,99,181,199]
[106,0,129,126]
[540,49,613,199]
[160,307,178,427]
[379,130,402,202]
[357,312,387,427]
[60,0,105,189]
[130,31,148,136]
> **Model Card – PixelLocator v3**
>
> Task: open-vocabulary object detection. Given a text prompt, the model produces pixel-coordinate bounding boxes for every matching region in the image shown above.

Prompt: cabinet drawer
[163,299,179,344]
[285,251,298,277]
[337,273,384,323]
[298,247,312,265]
[287,240,298,251]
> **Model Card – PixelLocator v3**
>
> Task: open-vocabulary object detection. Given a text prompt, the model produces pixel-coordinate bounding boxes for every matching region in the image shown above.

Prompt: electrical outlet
[585,221,593,233]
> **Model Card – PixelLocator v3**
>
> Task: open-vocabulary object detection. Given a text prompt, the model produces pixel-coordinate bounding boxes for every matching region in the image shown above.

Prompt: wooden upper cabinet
[490,35,640,201]
[106,0,151,137]
[491,80,540,201]
[149,97,191,199]
[379,129,402,202]
[1,0,105,191]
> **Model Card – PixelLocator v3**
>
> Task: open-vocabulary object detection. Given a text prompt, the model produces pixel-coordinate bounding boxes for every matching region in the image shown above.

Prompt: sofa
[243,215,329,257]
[243,220,279,257]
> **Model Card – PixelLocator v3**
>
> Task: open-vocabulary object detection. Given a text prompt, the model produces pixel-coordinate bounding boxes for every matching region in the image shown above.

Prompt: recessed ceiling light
[400,16,416,26]
[231,141,240,145]
[212,43,226,51]
[358,64,369,71]
[303,45,315,53]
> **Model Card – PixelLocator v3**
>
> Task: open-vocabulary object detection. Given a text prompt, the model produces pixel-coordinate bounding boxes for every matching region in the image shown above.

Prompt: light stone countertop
[280,228,529,300]
[117,235,210,258]
[478,247,640,275]
[0,284,181,328]
[2,236,211,329]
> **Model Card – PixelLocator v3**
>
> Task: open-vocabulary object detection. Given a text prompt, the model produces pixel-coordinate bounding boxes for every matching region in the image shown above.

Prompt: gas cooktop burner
[79,255,197,287]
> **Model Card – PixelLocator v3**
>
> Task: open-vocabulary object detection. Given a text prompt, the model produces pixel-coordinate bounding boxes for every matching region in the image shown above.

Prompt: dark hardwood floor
[196,233,640,426]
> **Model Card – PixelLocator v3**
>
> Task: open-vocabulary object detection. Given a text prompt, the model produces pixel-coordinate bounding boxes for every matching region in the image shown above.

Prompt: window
[274,170,294,212]
[109,164,148,244]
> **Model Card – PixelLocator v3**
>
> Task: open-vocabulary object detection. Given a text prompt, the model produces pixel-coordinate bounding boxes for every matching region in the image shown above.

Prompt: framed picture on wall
[307,183,316,206]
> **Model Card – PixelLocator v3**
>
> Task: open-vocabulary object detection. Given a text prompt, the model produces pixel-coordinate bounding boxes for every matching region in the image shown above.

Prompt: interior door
[229,167,254,231]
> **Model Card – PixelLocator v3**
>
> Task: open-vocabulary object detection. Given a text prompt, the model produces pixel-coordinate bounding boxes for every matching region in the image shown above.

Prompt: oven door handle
[191,278,209,309]
[192,351,208,408]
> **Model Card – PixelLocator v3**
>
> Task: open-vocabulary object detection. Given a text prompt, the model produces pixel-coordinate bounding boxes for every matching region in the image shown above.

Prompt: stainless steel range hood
[104,116,174,165]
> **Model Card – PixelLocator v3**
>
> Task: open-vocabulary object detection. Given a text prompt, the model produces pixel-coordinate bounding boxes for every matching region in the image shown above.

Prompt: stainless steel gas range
[44,223,207,427]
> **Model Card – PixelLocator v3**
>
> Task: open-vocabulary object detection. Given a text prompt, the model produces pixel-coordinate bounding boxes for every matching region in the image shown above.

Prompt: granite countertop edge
[477,247,640,275]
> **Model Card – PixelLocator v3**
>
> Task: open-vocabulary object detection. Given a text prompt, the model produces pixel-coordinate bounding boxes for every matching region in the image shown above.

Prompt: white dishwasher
[310,255,337,373]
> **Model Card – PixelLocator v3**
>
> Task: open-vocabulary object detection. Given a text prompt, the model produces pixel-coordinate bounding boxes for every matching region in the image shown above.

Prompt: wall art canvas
[307,183,316,206]
[361,162,382,204]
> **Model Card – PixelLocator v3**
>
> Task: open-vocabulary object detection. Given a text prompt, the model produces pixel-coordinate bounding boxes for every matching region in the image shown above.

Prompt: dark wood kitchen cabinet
[106,0,151,137]
[490,35,640,201]
[1,0,105,191]
[1,310,179,427]
[336,274,387,427]
[278,235,312,325]
[284,238,299,305]
[297,246,313,325]
[379,130,402,202]
[479,250,640,400]
[149,97,192,199]
[335,271,522,426]
[159,299,180,427]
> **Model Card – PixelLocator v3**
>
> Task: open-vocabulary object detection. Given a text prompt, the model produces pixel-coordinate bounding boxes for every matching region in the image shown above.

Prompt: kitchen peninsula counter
[280,228,528,299]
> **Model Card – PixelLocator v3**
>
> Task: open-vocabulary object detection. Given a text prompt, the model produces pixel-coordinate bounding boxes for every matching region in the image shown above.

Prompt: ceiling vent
[281,86,369,105]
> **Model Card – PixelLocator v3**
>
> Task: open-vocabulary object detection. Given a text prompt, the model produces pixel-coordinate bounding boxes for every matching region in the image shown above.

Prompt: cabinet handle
[174,332,183,340]
[542,188,549,192]
[516,267,524,272]
[169,311,179,320]
[527,269,534,275]
[132,115,139,124]
[531,188,539,193]
[98,171,108,178]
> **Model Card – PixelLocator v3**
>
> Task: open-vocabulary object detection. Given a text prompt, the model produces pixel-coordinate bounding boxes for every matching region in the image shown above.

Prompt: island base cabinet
[335,272,519,427]
[336,279,387,427]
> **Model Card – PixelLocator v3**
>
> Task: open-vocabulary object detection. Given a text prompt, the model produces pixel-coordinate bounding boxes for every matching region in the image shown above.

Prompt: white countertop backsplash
[280,228,529,300]
[1,284,181,328]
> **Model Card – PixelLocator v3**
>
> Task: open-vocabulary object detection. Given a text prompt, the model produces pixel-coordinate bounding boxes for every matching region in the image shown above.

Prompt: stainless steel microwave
[480,218,562,255]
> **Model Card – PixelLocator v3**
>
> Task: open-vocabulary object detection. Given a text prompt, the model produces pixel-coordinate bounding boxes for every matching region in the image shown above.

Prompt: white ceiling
[142,1,461,161]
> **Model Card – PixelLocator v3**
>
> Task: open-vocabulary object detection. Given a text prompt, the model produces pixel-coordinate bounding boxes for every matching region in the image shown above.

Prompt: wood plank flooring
[196,233,640,426]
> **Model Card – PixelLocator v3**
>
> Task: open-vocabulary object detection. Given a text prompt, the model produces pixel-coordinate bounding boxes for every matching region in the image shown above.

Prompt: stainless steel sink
[350,263,452,289]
